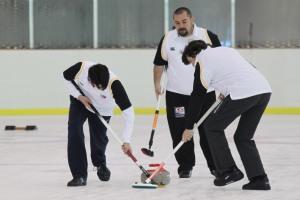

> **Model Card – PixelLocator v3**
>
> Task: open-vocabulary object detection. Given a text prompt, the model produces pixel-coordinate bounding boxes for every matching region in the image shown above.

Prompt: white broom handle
[145,99,221,184]
[98,115,151,177]
[195,99,221,128]
[173,99,221,153]
[71,80,124,145]
[98,116,123,145]
[155,94,162,110]
[71,80,152,176]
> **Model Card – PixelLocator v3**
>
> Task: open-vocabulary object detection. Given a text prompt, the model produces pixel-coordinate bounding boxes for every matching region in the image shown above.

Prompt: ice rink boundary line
[0,107,300,116]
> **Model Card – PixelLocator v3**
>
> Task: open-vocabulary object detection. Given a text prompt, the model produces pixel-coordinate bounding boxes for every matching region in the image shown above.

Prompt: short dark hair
[88,64,109,89]
[173,7,192,18]
[182,40,208,65]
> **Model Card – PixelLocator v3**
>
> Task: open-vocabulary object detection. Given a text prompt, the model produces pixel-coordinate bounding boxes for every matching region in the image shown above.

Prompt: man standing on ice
[63,61,134,186]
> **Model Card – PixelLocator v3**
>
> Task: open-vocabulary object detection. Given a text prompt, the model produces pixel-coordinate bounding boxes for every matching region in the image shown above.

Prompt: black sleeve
[63,62,82,80]
[153,36,168,66]
[111,80,132,111]
[207,30,221,47]
[185,63,207,129]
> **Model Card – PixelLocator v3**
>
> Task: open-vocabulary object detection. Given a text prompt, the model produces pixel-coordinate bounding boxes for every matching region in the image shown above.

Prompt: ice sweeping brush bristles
[131,182,158,189]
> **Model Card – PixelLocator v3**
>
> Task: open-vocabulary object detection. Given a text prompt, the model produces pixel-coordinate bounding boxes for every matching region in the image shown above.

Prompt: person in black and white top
[181,40,272,190]
[63,61,134,187]
[153,7,221,178]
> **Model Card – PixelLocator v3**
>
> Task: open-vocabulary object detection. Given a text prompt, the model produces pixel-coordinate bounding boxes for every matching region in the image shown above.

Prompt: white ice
[0,115,299,200]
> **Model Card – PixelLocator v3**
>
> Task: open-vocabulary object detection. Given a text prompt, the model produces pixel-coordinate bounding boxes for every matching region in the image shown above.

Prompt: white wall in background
[239,49,300,107]
[0,49,299,109]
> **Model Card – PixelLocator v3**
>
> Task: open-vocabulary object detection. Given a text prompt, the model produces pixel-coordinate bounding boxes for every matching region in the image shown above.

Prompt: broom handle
[148,70,165,149]
[71,80,150,177]
[145,99,221,183]
[148,94,161,148]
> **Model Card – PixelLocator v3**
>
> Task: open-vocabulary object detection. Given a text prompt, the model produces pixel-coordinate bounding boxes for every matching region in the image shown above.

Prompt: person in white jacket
[63,61,134,187]
[153,6,221,178]
[181,40,272,190]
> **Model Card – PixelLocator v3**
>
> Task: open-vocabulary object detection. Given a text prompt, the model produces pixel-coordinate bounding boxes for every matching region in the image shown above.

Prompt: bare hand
[153,65,165,99]
[155,84,164,99]
[122,143,132,154]
[78,95,92,110]
[182,129,193,142]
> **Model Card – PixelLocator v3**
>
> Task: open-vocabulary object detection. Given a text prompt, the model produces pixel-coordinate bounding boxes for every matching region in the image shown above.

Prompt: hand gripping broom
[141,70,166,157]
[134,99,222,188]
[140,93,162,157]
[71,80,157,189]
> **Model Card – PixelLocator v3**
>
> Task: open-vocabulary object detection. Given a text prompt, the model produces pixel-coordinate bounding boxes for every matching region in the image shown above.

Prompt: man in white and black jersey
[63,62,134,186]
[181,40,271,190]
[153,7,221,178]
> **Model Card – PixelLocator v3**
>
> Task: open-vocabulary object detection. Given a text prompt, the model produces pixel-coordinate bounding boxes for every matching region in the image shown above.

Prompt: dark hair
[173,7,192,18]
[182,40,208,65]
[88,64,109,89]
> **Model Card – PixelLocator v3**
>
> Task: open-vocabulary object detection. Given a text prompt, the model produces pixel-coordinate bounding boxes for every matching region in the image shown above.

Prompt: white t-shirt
[160,25,215,95]
[68,61,118,116]
[196,47,272,99]
[64,61,134,143]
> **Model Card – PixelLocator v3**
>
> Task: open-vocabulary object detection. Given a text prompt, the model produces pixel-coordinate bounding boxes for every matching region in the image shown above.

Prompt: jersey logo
[100,94,107,99]
[170,47,175,51]
[174,106,185,118]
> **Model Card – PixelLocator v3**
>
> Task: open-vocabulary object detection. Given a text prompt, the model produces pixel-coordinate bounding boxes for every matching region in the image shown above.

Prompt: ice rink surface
[0,114,299,200]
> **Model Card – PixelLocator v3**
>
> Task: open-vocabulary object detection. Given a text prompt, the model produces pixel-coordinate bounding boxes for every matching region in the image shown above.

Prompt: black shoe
[67,177,87,187]
[214,167,244,186]
[97,164,111,181]
[178,170,192,178]
[242,175,271,190]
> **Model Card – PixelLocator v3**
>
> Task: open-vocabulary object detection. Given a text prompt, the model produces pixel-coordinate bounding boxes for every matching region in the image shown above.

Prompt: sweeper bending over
[63,61,134,186]
[181,40,272,190]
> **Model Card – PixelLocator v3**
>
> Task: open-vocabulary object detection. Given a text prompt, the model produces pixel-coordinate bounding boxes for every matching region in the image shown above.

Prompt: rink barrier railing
[0,107,300,116]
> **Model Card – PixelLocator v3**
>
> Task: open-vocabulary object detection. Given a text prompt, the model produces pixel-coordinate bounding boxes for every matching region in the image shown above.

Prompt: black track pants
[67,96,110,178]
[203,93,271,179]
[166,91,216,172]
